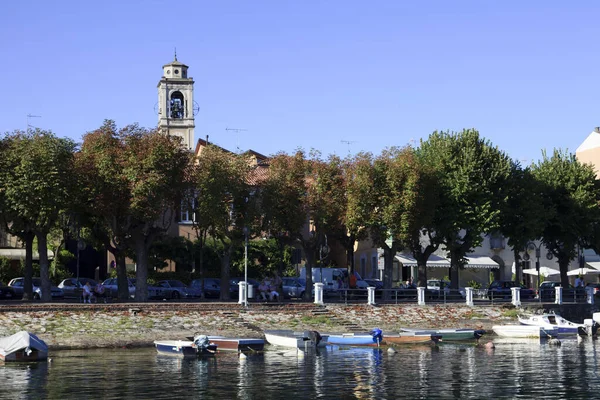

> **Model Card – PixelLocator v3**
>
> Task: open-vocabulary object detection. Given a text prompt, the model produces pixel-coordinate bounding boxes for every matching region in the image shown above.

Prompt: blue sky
[2,1,599,164]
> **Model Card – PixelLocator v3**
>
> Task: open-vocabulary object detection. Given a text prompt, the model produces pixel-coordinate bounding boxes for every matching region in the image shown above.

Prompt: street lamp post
[524,241,542,303]
[243,227,249,307]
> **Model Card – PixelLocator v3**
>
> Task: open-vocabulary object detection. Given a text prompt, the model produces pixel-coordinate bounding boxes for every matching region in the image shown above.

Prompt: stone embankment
[0,302,527,349]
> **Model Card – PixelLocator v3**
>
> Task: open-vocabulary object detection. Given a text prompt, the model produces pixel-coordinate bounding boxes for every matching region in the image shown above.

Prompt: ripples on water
[1,338,600,399]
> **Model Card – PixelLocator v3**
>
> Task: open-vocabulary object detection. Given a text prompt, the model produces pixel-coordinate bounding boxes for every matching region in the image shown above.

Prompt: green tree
[497,163,545,283]
[259,151,310,297]
[0,129,76,301]
[531,150,600,286]
[78,121,192,301]
[191,145,252,300]
[418,129,512,289]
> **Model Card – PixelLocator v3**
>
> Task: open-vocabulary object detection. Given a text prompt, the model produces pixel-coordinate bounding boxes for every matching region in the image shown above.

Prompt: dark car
[154,280,202,299]
[364,279,383,289]
[229,277,261,299]
[539,281,584,301]
[190,278,222,299]
[0,282,16,300]
[586,282,600,297]
[488,280,535,300]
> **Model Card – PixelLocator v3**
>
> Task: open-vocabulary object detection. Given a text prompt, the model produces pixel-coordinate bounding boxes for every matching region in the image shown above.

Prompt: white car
[8,277,64,300]
[102,278,136,298]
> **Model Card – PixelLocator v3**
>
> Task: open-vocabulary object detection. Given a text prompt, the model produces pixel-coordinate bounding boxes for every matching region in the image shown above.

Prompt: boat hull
[492,325,559,338]
[207,336,265,352]
[326,334,381,347]
[264,330,328,349]
[385,334,440,345]
[400,328,485,341]
[518,314,585,335]
[154,340,216,357]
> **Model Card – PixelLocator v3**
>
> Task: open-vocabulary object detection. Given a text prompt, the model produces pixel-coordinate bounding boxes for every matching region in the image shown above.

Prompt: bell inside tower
[169,91,185,119]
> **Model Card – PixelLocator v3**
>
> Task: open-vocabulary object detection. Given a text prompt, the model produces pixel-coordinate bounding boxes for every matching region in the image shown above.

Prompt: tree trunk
[303,250,316,302]
[22,232,34,301]
[219,244,232,301]
[36,231,51,302]
[513,248,522,283]
[134,239,150,301]
[559,257,569,288]
[382,246,395,301]
[110,249,129,301]
[449,251,460,290]
[417,263,427,288]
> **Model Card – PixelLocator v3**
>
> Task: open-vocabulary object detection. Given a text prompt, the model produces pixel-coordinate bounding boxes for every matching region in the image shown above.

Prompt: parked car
[58,278,98,299]
[488,280,535,300]
[427,280,451,295]
[538,281,584,301]
[7,277,64,300]
[229,277,261,299]
[190,278,222,299]
[102,278,136,298]
[364,279,383,289]
[0,282,16,299]
[281,277,307,299]
[154,280,202,299]
[363,279,383,298]
[586,282,600,297]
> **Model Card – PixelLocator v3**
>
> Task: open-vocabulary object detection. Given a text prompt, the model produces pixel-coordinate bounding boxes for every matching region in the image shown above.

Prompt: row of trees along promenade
[1,121,599,302]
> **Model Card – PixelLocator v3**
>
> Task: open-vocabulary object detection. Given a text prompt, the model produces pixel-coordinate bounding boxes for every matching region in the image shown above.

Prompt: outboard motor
[370,328,383,345]
[193,334,211,351]
[591,321,600,337]
[304,330,322,346]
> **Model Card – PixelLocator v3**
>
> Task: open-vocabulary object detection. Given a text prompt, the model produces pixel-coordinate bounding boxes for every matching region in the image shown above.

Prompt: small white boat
[518,313,591,335]
[0,331,48,362]
[264,330,328,349]
[492,325,559,338]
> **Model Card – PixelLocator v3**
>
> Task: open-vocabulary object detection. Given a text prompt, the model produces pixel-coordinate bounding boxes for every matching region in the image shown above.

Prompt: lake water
[2,337,600,399]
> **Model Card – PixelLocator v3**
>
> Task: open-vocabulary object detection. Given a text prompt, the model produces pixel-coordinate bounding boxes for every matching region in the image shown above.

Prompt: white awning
[396,253,499,269]
[464,255,499,269]
[587,261,600,270]
[0,249,54,260]
[395,253,450,268]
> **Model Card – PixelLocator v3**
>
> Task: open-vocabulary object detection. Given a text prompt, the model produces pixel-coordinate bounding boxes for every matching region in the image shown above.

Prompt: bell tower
[157,52,197,149]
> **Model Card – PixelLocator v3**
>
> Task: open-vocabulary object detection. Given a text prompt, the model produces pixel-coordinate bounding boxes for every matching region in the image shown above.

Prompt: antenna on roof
[26,114,41,134]
[341,140,357,154]
[226,127,248,153]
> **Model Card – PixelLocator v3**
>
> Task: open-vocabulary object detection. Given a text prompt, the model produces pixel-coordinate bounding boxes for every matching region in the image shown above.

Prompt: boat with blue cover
[326,329,383,347]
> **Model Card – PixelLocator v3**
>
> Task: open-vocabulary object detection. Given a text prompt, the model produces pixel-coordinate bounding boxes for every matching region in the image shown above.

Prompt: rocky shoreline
[0,302,528,349]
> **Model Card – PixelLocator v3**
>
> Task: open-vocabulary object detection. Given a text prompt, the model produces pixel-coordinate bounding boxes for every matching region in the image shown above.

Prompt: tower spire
[174,47,177,61]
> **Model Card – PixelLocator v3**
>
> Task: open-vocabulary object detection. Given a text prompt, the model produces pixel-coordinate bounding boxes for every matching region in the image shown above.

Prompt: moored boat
[385,331,442,345]
[0,331,48,362]
[154,334,217,357]
[492,325,559,338]
[518,313,592,336]
[264,330,327,349]
[400,328,485,341]
[326,329,383,347]
[206,336,265,352]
